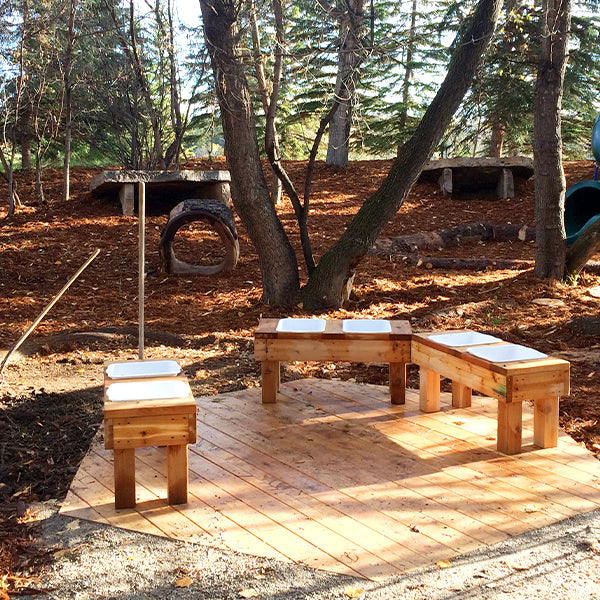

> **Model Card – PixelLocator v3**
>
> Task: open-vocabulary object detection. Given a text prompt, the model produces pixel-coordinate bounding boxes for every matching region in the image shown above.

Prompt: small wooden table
[103,360,196,509]
[254,318,411,405]
[411,331,570,454]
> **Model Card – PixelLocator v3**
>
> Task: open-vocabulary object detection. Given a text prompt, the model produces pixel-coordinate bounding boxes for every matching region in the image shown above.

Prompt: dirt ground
[1,159,600,594]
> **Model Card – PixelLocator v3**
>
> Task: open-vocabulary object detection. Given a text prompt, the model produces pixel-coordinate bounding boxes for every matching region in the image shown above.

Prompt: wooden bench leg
[261,360,280,403]
[114,448,136,509]
[452,381,472,408]
[419,368,440,412]
[534,396,559,449]
[389,362,406,405]
[167,444,189,505]
[497,401,522,455]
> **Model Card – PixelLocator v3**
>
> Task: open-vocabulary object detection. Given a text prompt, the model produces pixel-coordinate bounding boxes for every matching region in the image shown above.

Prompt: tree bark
[325,0,366,168]
[62,0,75,202]
[300,0,503,309]
[19,105,32,171]
[371,222,535,255]
[248,0,282,206]
[489,117,505,157]
[199,0,299,305]
[533,0,571,279]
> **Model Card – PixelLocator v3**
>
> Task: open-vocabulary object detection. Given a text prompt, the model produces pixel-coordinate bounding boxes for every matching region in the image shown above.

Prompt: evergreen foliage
[1,0,600,190]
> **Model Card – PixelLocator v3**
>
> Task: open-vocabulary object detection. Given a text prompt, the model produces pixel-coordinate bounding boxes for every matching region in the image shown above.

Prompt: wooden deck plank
[132,449,293,560]
[298,381,594,523]
[190,435,428,570]
[191,423,458,564]
[198,393,507,553]
[61,379,600,581]
[185,450,403,580]
[198,383,589,538]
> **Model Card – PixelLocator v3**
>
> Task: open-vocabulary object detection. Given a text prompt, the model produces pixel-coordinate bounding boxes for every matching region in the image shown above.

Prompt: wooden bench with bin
[103,359,196,509]
[254,318,412,405]
[411,331,570,454]
[254,321,570,456]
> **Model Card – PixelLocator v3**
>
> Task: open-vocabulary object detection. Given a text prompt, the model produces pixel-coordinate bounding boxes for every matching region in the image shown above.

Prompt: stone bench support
[419,157,533,199]
[90,170,232,215]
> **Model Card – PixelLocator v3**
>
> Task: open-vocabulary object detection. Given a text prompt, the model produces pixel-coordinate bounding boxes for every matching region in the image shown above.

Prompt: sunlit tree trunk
[200,0,300,305]
[301,0,503,309]
[326,0,366,168]
[533,0,571,279]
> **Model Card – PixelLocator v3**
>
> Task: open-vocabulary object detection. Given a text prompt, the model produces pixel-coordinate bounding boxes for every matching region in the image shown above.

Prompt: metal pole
[138,181,145,359]
[0,248,100,375]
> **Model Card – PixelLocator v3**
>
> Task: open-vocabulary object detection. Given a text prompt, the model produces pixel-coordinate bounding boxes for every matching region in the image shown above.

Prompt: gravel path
[28,502,600,600]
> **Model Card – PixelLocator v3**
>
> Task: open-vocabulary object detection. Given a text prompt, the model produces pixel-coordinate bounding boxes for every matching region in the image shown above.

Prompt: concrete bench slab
[418,157,534,199]
[90,169,231,215]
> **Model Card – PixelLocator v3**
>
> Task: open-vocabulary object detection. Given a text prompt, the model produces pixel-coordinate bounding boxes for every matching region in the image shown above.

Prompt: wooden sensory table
[103,359,197,509]
[254,318,412,405]
[411,331,570,455]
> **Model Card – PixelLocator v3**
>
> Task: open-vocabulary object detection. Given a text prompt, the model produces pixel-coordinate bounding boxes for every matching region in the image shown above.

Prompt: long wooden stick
[0,248,100,375]
[138,181,145,359]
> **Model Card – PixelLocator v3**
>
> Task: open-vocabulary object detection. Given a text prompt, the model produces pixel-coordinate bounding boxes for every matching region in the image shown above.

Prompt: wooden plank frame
[411,332,570,455]
[103,364,196,509]
[254,318,411,405]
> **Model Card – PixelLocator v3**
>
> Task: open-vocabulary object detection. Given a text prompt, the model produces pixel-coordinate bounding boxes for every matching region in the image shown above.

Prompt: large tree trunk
[200,0,299,305]
[533,0,571,279]
[326,0,365,168]
[300,0,503,309]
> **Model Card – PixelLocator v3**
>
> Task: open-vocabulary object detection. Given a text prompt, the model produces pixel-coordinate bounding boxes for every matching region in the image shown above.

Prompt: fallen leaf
[239,589,259,598]
[176,576,193,588]
[437,560,451,569]
[253,574,266,580]
[344,586,366,599]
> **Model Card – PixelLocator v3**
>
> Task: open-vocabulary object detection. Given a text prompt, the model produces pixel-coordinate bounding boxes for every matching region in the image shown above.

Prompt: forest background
[1,0,599,303]
[2,1,599,192]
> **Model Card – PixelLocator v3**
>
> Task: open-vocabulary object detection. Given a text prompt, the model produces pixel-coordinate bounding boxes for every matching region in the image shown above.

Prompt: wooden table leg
[533,396,559,448]
[114,448,136,509]
[167,444,189,505]
[389,362,406,405]
[419,368,440,412]
[497,401,522,455]
[261,360,280,404]
[452,381,472,408]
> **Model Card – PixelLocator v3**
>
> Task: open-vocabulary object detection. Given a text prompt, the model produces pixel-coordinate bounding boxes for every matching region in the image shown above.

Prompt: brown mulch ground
[1,158,600,594]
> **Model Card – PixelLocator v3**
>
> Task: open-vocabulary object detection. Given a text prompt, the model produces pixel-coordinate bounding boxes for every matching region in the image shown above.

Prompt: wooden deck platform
[61,379,600,581]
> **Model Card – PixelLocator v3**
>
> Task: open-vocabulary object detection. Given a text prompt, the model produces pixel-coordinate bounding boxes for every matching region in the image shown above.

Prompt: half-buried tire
[159,199,239,275]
